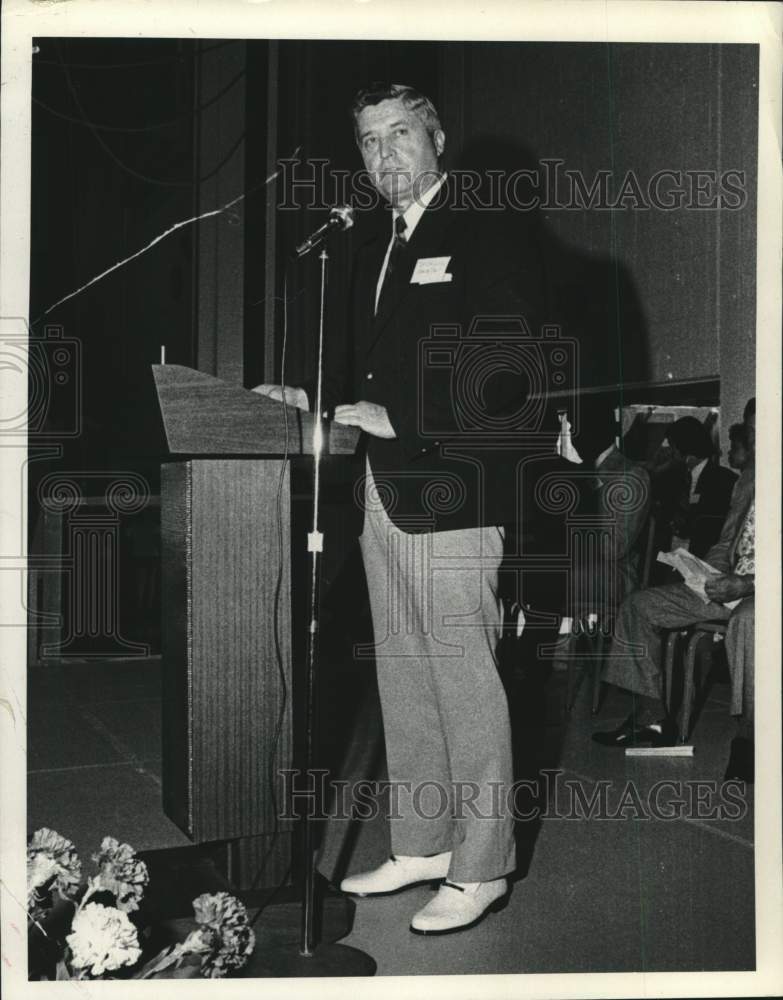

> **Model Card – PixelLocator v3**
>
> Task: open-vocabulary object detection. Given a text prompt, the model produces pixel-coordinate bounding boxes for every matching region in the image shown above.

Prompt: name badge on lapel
[410,256,452,284]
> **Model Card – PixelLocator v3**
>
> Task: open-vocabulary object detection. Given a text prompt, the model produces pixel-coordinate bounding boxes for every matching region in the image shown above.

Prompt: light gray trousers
[358,462,516,883]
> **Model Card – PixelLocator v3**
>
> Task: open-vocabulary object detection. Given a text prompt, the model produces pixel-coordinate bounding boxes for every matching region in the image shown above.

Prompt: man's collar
[393,172,448,240]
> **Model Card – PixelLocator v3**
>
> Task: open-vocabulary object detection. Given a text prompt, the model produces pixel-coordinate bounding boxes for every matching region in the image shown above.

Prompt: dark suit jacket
[650,458,737,562]
[324,180,558,534]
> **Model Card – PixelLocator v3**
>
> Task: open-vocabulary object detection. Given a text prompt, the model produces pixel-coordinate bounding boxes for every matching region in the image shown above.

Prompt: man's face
[356,98,445,210]
[728,439,749,470]
[668,442,686,466]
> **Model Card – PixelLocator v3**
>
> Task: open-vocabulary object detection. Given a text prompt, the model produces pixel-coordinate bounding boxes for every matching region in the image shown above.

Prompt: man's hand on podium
[334,401,397,439]
[252,384,310,411]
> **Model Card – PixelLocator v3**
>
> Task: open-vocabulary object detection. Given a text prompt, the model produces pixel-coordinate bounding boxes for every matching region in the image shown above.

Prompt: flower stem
[135,944,185,979]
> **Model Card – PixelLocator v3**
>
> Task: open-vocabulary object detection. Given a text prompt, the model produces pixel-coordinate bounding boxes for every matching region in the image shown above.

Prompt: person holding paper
[592,399,755,783]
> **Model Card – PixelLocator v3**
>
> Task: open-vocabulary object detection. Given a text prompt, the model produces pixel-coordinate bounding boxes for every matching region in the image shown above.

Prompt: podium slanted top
[152,364,359,456]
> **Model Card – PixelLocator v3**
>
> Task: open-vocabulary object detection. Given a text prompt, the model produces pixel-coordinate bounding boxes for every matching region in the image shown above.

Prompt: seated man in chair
[663,415,737,558]
[727,421,752,473]
[592,398,755,783]
[568,405,652,617]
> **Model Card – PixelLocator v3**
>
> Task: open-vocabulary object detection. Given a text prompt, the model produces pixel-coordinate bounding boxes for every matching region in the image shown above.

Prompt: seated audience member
[727,422,752,472]
[566,406,652,618]
[593,398,756,783]
[659,415,737,558]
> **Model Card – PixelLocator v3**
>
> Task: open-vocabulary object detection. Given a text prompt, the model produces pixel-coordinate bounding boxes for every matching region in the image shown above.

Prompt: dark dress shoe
[592,716,676,748]
[723,737,754,783]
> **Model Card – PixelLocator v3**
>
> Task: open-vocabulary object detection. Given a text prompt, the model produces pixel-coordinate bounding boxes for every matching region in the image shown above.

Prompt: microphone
[294,205,354,258]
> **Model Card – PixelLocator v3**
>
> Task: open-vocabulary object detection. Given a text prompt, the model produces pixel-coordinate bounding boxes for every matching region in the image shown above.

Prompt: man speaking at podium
[259,83,547,935]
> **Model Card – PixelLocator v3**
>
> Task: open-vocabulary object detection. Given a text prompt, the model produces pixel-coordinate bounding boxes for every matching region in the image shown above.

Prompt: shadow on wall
[453,136,651,427]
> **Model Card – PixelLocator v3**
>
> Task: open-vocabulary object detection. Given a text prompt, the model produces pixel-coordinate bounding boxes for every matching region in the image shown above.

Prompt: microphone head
[330,205,355,230]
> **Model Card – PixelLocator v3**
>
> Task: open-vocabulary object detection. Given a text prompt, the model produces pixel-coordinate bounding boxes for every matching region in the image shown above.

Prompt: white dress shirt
[374,172,448,314]
[689,457,708,502]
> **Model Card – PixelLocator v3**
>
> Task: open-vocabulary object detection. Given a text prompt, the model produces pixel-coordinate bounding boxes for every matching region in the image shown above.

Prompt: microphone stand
[252,242,376,978]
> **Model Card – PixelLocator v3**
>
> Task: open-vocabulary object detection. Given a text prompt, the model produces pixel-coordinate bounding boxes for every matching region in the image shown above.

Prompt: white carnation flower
[190,892,255,977]
[27,854,58,906]
[27,828,82,908]
[90,836,149,912]
[66,902,142,977]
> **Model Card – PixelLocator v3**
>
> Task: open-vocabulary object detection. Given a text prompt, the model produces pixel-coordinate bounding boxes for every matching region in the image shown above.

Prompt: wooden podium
[152,365,359,886]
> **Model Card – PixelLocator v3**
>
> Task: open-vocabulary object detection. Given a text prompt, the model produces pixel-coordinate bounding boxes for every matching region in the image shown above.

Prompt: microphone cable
[248,263,299,924]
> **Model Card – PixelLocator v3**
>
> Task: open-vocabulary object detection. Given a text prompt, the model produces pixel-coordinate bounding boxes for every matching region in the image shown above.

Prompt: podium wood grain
[161,459,294,844]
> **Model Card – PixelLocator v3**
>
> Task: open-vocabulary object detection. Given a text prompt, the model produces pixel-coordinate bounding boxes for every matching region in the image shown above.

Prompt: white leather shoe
[409,878,509,935]
[340,852,451,897]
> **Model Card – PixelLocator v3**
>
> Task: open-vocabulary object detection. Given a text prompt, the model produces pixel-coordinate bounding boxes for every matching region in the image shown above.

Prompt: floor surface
[26,649,755,977]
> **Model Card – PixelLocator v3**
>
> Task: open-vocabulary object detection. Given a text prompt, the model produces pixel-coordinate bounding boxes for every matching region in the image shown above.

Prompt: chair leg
[562,633,580,712]
[591,632,605,715]
[681,632,704,742]
[663,630,681,715]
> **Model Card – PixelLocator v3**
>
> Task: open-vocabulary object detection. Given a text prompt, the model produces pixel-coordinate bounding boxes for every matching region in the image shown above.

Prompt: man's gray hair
[351,82,442,142]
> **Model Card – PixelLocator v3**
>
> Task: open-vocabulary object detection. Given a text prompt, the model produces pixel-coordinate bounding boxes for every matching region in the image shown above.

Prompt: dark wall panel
[442,42,757,400]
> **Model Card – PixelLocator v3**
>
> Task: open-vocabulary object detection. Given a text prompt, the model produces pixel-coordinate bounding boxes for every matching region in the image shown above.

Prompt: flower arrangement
[26,828,255,981]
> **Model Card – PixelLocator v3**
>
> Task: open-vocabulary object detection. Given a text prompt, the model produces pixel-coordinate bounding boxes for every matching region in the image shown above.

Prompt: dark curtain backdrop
[438,42,756,423]
[30,38,198,482]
